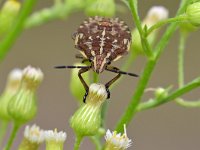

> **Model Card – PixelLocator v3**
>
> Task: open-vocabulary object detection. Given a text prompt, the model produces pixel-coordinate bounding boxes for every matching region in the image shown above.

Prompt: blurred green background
[0,0,200,149]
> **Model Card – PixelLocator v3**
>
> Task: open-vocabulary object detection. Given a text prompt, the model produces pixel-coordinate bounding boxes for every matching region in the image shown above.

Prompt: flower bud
[44,129,67,150]
[18,124,45,150]
[85,0,115,17]
[105,125,132,150]
[0,69,22,121]
[154,87,169,100]
[132,6,168,55]
[70,83,107,137]
[65,0,86,11]
[70,63,90,103]
[8,66,43,124]
[186,2,200,26]
[0,0,21,36]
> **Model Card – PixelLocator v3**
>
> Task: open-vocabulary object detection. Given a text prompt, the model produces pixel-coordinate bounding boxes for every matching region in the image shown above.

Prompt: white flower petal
[23,65,44,82]
[24,124,45,144]
[105,125,132,149]
[44,129,67,143]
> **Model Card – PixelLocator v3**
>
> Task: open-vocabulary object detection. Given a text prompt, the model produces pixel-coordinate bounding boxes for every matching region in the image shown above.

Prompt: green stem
[110,51,137,90]
[4,123,20,150]
[128,0,153,58]
[101,101,108,128]
[146,15,188,36]
[154,0,191,60]
[178,32,187,87]
[115,59,155,132]
[175,28,200,107]
[90,136,101,150]
[25,1,71,29]
[175,98,200,107]
[74,135,83,150]
[93,72,99,83]
[101,52,136,128]
[0,120,8,146]
[0,0,36,62]
[115,0,191,132]
[137,77,200,111]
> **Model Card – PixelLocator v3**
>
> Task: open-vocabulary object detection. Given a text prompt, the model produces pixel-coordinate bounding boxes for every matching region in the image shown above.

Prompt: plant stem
[4,123,20,150]
[175,98,200,107]
[90,136,101,150]
[115,59,155,132]
[175,29,200,107]
[74,135,83,150]
[154,0,192,60]
[0,120,8,146]
[137,77,200,111]
[146,15,187,36]
[178,32,187,87]
[128,0,153,58]
[0,0,37,62]
[93,72,99,83]
[115,0,191,132]
[25,1,71,29]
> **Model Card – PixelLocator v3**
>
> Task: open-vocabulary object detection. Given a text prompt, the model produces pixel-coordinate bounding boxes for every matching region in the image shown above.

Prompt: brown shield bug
[55,16,138,103]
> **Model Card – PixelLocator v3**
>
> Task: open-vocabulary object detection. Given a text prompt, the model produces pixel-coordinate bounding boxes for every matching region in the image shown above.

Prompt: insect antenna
[54,65,90,69]
[105,67,139,77]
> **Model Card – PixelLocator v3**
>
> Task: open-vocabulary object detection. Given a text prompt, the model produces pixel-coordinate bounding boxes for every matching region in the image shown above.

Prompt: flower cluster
[18,124,67,150]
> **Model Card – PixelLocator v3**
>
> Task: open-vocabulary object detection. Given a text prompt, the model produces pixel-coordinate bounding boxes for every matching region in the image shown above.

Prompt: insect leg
[75,54,90,64]
[75,54,84,59]
[105,66,121,99]
[55,65,90,103]
[106,66,139,77]
[78,67,90,103]
[54,65,89,69]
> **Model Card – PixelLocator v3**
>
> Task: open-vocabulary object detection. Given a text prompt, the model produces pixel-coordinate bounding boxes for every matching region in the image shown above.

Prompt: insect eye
[106,60,111,65]
[89,57,94,62]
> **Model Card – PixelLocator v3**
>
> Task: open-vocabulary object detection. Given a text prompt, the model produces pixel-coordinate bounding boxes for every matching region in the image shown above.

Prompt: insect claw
[83,91,89,103]
[106,88,110,99]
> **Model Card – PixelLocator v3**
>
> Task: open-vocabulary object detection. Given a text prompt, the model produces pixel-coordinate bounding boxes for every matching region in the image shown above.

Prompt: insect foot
[105,87,111,99]
[83,90,88,103]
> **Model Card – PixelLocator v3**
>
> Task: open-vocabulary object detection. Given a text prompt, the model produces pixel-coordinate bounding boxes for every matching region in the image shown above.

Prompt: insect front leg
[78,67,90,103]
[105,66,121,99]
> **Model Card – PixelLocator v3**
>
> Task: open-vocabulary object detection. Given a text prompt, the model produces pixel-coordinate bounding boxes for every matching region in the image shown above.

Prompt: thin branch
[137,77,200,111]
[0,0,37,61]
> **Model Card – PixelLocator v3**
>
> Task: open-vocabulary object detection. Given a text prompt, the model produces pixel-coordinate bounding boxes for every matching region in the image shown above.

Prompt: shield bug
[55,16,138,103]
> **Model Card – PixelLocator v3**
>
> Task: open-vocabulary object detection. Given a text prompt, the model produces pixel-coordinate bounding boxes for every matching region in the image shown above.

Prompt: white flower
[24,124,45,144]
[144,6,169,26]
[87,83,107,104]
[23,65,44,82]
[44,129,67,143]
[6,68,23,92]
[105,125,132,149]
[8,68,23,82]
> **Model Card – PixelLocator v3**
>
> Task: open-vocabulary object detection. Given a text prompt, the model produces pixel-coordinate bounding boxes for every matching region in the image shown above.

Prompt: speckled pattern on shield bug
[55,16,138,103]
